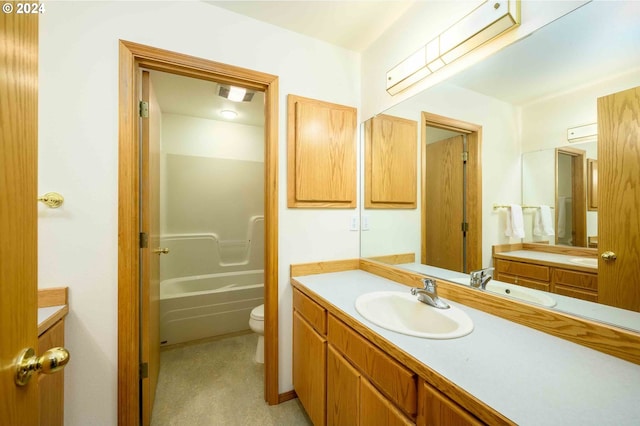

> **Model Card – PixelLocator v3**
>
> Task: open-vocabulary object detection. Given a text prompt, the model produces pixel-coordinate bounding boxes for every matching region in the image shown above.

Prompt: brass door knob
[15,347,70,386]
[601,251,617,261]
[153,248,170,255]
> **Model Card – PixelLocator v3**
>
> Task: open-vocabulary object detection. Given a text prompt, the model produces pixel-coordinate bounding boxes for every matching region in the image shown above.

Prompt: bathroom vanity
[492,243,598,302]
[291,261,640,425]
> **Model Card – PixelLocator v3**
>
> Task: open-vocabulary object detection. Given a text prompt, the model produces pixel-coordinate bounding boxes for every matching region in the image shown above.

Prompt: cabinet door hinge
[461,222,469,233]
[139,101,149,118]
[139,232,148,249]
[140,362,148,379]
[461,151,469,162]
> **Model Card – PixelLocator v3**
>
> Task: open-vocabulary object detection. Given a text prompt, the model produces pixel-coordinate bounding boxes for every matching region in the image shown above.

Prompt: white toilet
[249,304,265,363]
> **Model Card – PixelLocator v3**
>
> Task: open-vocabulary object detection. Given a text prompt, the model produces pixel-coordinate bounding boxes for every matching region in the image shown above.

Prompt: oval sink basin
[485,281,557,307]
[448,278,556,307]
[569,257,598,267]
[354,291,473,339]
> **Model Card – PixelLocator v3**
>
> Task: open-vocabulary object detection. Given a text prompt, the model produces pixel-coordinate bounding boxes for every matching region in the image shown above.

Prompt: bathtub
[159,269,264,346]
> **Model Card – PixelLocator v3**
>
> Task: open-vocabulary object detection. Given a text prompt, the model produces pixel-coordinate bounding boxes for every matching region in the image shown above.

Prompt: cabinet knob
[601,251,617,261]
[15,347,70,386]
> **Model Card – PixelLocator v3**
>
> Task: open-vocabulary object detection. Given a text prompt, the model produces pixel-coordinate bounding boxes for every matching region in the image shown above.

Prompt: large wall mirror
[360,1,640,332]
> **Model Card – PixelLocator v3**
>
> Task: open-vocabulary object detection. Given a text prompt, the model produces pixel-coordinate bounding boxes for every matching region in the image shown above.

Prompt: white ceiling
[206,0,415,52]
[150,71,265,127]
[151,1,640,124]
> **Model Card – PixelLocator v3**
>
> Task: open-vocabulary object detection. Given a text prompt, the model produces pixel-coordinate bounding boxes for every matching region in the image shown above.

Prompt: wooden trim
[290,259,360,277]
[38,287,68,308]
[421,112,482,271]
[118,40,280,425]
[359,260,640,365]
[587,159,598,211]
[367,253,416,265]
[278,390,297,403]
[37,306,69,337]
[118,41,140,426]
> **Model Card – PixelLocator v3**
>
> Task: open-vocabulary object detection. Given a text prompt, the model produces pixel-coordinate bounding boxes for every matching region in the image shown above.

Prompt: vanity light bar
[386,0,520,95]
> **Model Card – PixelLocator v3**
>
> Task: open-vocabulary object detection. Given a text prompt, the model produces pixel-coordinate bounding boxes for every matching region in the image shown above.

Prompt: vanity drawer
[328,314,417,417]
[495,259,550,282]
[554,285,598,303]
[496,273,550,292]
[553,268,598,291]
[293,288,327,335]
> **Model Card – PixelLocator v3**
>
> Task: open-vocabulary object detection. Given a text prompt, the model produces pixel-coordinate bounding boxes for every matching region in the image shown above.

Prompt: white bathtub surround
[160,270,264,346]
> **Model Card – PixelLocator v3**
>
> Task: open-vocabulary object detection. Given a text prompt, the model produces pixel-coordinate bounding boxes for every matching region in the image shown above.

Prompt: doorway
[421,112,482,273]
[555,147,587,247]
[118,41,279,425]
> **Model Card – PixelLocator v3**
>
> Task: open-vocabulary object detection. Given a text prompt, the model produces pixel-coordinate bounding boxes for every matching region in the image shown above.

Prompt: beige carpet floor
[151,332,312,426]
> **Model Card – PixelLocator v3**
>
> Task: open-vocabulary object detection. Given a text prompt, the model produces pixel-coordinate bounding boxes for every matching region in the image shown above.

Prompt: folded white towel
[505,204,525,239]
[539,205,554,235]
[557,197,566,238]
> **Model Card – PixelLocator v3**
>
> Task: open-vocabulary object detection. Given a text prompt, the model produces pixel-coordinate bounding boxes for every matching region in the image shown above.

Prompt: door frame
[421,112,482,272]
[118,40,280,425]
[555,146,586,247]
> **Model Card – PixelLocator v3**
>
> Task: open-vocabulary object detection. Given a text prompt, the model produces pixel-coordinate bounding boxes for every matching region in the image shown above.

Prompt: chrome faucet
[469,267,495,290]
[411,278,450,309]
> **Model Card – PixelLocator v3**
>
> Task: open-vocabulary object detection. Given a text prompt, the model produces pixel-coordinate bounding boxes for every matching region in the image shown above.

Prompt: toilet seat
[250,304,264,321]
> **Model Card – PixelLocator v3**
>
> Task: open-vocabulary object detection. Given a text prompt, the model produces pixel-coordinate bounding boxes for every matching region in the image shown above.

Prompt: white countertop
[294,269,640,426]
[496,249,597,269]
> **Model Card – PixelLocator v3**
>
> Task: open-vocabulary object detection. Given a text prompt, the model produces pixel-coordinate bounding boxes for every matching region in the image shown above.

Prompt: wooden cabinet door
[365,114,417,208]
[360,376,414,426]
[38,321,65,426]
[418,381,482,426]
[287,95,357,208]
[597,86,640,312]
[293,311,327,425]
[327,345,360,426]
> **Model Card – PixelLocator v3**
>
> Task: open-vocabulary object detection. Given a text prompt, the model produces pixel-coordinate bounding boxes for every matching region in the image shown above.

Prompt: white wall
[161,113,265,162]
[520,68,640,244]
[38,2,360,424]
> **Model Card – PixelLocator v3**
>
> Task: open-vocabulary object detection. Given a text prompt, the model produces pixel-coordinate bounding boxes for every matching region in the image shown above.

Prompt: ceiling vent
[218,85,255,102]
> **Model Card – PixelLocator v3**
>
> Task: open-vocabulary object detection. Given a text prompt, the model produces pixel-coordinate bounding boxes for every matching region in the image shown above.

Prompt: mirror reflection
[360,1,640,331]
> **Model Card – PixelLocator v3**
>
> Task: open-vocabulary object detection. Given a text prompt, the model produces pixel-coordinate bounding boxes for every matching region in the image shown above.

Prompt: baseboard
[278,390,297,403]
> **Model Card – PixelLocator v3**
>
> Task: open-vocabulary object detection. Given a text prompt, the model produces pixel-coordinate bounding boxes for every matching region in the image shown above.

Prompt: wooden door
[140,70,161,424]
[597,86,640,312]
[424,136,465,271]
[0,10,40,424]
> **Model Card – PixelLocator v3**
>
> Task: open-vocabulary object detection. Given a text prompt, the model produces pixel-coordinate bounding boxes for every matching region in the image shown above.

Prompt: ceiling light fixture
[386,0,520,95]
[220,110,238,119]
[218,84,255,102]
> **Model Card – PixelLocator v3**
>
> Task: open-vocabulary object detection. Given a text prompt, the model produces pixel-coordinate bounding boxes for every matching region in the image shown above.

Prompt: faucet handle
[422,277,436,291]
